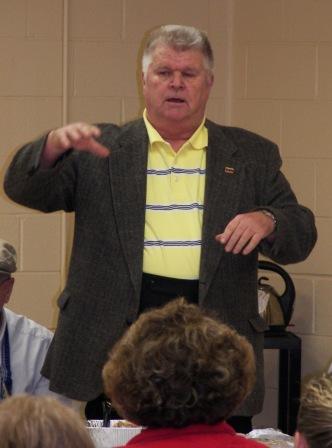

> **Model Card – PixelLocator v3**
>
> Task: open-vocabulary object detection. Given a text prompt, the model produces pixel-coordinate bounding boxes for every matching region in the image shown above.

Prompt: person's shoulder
[120,118,147,138]
[4,307,53,342]
[94,119,146,149]
[97,119,145,137]
[206,119,278,149]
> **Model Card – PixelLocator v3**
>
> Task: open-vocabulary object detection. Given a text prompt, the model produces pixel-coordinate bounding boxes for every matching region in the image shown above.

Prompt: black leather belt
[140,273,199,313]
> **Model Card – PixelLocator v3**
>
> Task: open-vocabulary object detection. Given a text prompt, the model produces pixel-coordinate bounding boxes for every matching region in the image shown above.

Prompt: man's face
[142,45,214,130]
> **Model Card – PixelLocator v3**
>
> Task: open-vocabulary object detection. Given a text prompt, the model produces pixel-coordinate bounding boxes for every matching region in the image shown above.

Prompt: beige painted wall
[231,0,332,427]
[0,0,331,427]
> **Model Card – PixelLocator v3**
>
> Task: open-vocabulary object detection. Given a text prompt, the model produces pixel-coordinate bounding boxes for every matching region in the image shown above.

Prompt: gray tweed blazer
[4,119,317,416]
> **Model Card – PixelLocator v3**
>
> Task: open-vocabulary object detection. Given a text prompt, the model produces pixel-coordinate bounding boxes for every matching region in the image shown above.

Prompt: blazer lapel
[199,121,245,302]
[109,120,148,297]
[108,119,246,301]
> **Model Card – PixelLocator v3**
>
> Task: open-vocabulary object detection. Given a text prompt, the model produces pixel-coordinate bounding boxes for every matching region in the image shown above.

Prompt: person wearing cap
[0,239,69,402]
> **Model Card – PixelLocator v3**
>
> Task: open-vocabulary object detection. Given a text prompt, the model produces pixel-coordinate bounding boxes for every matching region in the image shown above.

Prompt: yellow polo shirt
[143,111,207,280]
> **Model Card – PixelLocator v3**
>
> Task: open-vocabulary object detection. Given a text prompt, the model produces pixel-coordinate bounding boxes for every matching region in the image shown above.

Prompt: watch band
[261,210,277,230]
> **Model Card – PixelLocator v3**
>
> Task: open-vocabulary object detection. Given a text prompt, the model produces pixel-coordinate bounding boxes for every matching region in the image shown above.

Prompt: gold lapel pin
[224,166,235,174]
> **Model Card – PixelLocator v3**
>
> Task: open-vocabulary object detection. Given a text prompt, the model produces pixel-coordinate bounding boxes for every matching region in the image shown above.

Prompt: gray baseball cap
[0,239,17,275]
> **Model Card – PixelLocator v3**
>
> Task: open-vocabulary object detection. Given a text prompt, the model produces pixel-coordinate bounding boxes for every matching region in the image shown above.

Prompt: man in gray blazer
[4,25,317,431]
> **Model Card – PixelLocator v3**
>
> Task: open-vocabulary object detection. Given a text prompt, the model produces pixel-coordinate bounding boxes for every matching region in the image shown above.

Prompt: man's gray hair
[0,239,16,275]
[142,25,214,76]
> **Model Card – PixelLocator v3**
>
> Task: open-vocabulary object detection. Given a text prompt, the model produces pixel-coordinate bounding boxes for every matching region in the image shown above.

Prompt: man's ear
[294,431,309,448]
[208,72,214,87]
[0,277,14,308]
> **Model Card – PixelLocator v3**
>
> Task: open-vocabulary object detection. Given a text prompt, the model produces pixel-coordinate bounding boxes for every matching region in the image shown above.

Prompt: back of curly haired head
[103,298,255,428]
[0,395,94,448]
[296,373,332,448]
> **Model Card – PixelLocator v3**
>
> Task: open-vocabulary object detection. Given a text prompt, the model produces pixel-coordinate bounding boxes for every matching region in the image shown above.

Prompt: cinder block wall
[0,0,330,427]
[231,0,332,427]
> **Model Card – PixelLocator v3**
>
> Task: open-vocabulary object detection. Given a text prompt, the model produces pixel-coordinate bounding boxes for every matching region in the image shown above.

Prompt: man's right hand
[40,122,110,168]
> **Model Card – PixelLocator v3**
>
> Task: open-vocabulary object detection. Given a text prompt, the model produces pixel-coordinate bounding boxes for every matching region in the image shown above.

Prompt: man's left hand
[215,211,276,255]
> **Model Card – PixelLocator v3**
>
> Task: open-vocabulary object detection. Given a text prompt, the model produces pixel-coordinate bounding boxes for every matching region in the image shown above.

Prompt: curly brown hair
[0,395,94,448]
[297,373,332,448]
[103,298,255,428]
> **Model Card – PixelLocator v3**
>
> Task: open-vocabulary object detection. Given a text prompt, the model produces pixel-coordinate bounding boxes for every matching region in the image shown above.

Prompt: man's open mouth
[166,98,185,103]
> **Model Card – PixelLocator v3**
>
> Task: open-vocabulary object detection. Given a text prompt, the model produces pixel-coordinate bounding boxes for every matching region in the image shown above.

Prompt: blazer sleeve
[256,142,317,264]
[4,133,78,213]
[4,123,118,214]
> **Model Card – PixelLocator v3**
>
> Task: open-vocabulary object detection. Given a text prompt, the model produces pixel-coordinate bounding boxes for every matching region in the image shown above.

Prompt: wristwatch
[261,209,277,230]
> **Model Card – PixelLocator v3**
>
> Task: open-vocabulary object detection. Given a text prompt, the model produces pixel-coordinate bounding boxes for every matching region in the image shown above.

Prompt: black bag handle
[258,260,296,326]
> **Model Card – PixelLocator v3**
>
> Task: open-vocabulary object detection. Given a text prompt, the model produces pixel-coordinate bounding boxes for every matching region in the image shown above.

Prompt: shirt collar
[0,309,6,342]
[127,421,235,445]
[143,109,207,150]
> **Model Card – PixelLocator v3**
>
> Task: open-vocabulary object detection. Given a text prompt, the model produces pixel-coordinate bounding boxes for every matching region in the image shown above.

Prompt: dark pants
[85,274,253,433]
[138,272,199,313]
